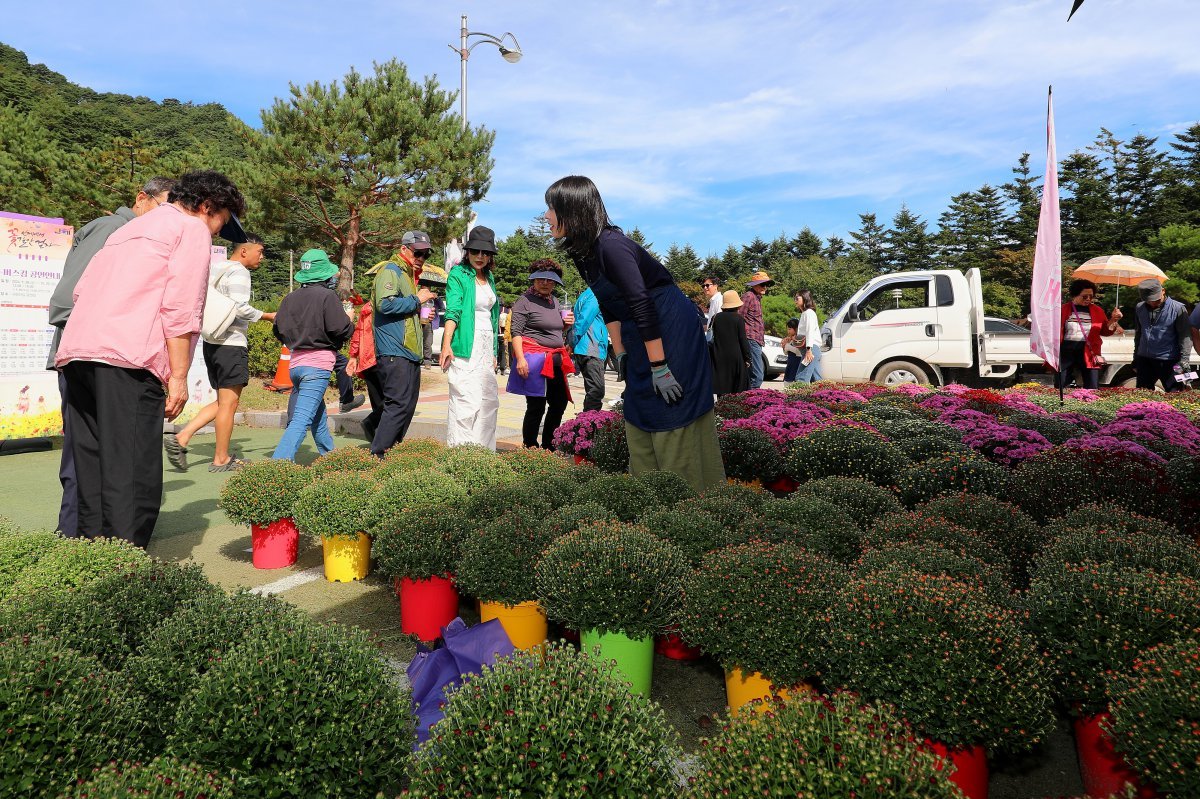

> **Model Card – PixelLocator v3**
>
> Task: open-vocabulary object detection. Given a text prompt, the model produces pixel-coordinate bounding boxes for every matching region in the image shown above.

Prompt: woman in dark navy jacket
[544,175,725,492]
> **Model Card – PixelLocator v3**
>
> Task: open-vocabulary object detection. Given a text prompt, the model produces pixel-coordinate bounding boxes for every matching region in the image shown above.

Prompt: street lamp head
[499,45,522,63]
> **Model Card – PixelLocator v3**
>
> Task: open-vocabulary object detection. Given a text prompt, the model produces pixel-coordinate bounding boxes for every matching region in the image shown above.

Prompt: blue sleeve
[380,293,419,316]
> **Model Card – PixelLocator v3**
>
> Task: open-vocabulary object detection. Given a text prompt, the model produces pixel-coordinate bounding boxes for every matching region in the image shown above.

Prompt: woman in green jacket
[439,226,501,449]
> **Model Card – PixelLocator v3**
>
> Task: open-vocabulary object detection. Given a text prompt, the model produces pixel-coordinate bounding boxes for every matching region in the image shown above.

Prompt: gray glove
[615,352,627,382]
[651,362,684,405]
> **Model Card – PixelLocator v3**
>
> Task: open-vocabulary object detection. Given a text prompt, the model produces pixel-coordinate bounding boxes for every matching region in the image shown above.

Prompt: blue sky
[5,0,1199,257]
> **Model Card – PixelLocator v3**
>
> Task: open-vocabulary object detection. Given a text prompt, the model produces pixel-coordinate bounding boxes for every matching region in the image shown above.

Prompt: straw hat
[721,290,743,310]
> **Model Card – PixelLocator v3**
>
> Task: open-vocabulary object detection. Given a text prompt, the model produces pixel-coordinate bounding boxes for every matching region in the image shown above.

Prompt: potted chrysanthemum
[217,459,313,569]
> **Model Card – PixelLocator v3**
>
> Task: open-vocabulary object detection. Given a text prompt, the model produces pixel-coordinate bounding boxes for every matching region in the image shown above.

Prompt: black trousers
[333,352,354,405]
[1134,356,1183,392]
[370,355,421,455]
[62,361,165,548]
[1056,341,1100,389]
[523,356,569,448]
[56,369,79,538]
[359,365,385,442]
[496,339,508,373]
[574,354,605,412]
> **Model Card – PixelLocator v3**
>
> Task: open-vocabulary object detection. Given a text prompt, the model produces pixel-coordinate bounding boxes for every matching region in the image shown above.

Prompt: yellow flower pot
[724,667,809,716]
[322,533,371,582]
[479,600,547,651]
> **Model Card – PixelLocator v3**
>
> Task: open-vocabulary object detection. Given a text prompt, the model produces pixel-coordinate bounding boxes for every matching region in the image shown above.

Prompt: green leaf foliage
[680,541,845,685]
[0,635,144,798]
[826,570,1054,751]
[498,446,575,479]
[1044,501,1182,542]
[0,531,69,597]
[0,535,146,605]
[310,446,380,476]
[588,420,630,474]
[863,510,1011,578]
[58,757,235,799]
[754,496,864,564]
[789,476,902,529]
[689,691,960,799]
[167,621,413,798]
[372,503,471,581]
[292,471,378,539]
[1032,527,1200,582]
[541,501,619,540]
[456,513,554,606]
[535,522,688,639]
[637,507,741,567]
[919,493,1042,583]
[434,445,516,493]
[572,473,658,522]
[407,643,680,798]
[718,427,784,482]
[856,541,1013,605]
[631,469,697,506]
[785,425,908,486]
[895,453,1009,508]
[217,459,314,526]
[365,470,466,538]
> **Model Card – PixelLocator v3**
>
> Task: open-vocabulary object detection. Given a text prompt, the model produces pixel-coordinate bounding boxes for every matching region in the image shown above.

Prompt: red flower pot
[925,740,989,799]
[396,575,460,643]
[765,476,799,495]
[573,454,590,465]
[654,625,702,661]
[250,517,299,569]
[1073,712,1158,799]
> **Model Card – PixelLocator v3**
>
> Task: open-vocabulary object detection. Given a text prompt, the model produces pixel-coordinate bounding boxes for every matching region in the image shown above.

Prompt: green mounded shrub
[498,446,574,478]
[246,319,279,377]
[1006,447,1098,523]
[825,570,1054,752]
[572,472,657,522]
[718,427,785,482]
[863,511,1011,578]
[680,541,845,686]
[168,621,413,798]
[217,459,314,526]
[1044,502,1182,542]
[699,479,769,513]
[632,469,697,506]
[0,531,70,600]
[123,590,309,750]
[434,444,517,492]
[406,643,680,798]
[897,434,975,463]
[1032,528,1200,581]
[59,757,234,799]
[919,493,1042,582]
[310,445,379,476]
[1106,640,1200,797]
[1026,561,1200,716]
[636,507,739,567]
[1009,446,1173,524]
[754,496,864,564]
[895,453,1009,508]
[785,425,908,486]
[456,513,554,606]
[536,522,687,640]
[689,691,960,799]
[0,536,146,604]
[1167,456,1200,537]
[373,503,472,582]
[856,541,1012,604]
[1005,411,1086,445]
[790,476,901,529]
[1,635,143,798]
[2,560,217,671]
[376,440,445,480]
[292,471,378,539]
[463,479,555,527]
[681,494,762,533]
[541,502,619,540]
[365,471,466,538]
[0,515,23,537]
[389,436,447,459]
[854,402,919,422]
[870,416,962,442]
[587,419,630,474]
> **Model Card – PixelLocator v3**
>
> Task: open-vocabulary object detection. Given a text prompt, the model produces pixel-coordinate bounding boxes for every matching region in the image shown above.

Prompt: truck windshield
[856,280,930,321]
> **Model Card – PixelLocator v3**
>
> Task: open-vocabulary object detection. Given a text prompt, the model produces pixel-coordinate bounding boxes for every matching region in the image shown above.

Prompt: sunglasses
[409,249,431,258]
[466,248,490,256]
[702,283,715,288]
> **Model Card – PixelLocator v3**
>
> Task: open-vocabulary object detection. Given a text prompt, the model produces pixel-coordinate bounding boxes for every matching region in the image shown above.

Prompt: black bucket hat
[464,226,497,254]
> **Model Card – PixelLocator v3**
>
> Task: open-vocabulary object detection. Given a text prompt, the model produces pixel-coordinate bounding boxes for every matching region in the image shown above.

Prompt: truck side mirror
[847,302,860,322]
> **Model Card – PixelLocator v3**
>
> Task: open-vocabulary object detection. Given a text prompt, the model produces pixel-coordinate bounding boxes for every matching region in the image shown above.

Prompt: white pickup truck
[818,268,1135,387]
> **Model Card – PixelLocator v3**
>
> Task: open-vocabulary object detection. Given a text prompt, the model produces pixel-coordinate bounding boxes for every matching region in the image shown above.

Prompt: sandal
[164,434,188,471]
[208,458,249,473]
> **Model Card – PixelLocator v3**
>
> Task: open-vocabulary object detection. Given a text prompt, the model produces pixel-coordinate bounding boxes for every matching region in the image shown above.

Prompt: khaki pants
[625,410,725,495]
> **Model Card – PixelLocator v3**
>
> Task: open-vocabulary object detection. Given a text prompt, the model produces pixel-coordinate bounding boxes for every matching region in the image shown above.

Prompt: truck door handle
[925,324,935,337]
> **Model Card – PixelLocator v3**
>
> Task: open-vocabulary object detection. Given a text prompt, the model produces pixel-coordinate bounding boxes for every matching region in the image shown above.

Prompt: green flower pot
[580,629,653,696]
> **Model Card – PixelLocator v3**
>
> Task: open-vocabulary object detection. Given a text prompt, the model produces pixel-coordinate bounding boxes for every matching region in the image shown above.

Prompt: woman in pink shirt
[56,170,246,548]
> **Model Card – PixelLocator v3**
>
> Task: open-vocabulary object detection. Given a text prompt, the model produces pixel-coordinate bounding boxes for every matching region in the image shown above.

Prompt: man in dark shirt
[739,271,773,389]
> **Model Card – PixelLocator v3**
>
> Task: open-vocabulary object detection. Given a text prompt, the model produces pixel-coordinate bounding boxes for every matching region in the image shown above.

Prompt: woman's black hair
[1068,279,1097,299]
[796,289,816,313]
[544,176,614,259]
[168,170,246,217]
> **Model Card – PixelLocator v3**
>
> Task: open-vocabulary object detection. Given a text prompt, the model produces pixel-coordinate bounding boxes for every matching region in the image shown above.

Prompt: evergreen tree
[663,243,703,283]
[627,227,660,262]
[1166,123,1200,226]
[848,213,889,273]
[936,187,1006,274]
[884,204,936,272]
[242,59,494,296]
[741,236,770,271]
[789,227,824,259]
[823,235,848,263]
[1060,151,1119,260]
[1121,134,1173,245]
[1001,152,1041,248]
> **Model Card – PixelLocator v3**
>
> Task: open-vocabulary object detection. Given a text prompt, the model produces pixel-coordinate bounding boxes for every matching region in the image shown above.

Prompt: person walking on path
[367,233,437,455]
[572,286,609,412]
[46,175,175,538]
[792,289,824,384]
[270,250,353,461]
[166,234,275,472]
[56,170,246,548]
[346,297,383,442]
[510,261,576,448]
[440,226,501,449]
[496,304,511,375]
[545,175,725,493]
[702,276,722,335]
[709,291,751,396]
[1132,278,1192,392]
[1055,279,1122,390]
[739,271,772,389]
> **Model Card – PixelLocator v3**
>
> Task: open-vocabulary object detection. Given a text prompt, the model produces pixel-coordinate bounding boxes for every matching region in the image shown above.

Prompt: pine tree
[823,235,848,263]
[1166,123,1200,225]
[1001,152,1041,248]
[741,236,770,271]
[1121,134,1173,245]
[1060,151,1119,260]
[789,227,824,259]
[242,59,495,295]
[627,227,660,262]
[848,213,889,273]
[663,243,703,283]
[936,187,1007,273]
[885,204,936,272]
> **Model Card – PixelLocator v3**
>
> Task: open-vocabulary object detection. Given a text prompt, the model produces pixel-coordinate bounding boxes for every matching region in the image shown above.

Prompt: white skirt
[446,325,499,450]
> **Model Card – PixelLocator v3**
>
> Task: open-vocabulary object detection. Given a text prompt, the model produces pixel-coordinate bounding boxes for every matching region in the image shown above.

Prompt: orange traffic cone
[265,346,293,393]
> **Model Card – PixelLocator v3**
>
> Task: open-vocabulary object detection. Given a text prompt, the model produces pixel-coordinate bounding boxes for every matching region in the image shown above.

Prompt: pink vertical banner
[1029,87,1062,372]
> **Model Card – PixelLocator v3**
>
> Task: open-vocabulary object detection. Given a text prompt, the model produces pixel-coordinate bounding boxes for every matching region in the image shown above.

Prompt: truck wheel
[875,360,931,386]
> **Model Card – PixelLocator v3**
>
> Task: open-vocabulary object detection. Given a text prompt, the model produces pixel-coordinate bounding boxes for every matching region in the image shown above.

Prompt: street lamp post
[450,14,521,225]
